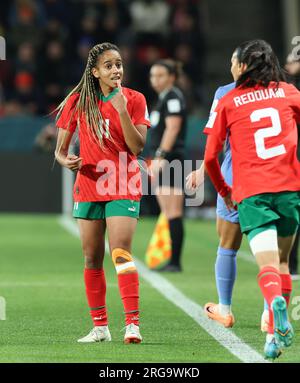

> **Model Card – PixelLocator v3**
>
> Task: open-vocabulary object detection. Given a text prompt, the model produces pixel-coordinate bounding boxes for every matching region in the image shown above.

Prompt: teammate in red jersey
[203,39,300,359]
[54,42,150,344]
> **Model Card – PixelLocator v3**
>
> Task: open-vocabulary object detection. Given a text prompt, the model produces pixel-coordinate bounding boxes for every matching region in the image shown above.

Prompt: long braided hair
[55,42,120,148]
[235,39,286,88]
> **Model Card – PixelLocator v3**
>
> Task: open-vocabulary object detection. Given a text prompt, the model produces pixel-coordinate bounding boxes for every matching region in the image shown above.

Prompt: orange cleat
[204,302,235,328]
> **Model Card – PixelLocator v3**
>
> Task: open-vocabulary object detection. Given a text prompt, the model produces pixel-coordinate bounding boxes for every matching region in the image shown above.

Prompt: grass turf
[0,214,299,363]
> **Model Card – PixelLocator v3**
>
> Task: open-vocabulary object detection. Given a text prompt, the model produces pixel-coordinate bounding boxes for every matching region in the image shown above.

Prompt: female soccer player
[149,59,187,272]
[186,82,240,329]
[202,39,300,359]
[54,42,150,344]
[187,52,294,335]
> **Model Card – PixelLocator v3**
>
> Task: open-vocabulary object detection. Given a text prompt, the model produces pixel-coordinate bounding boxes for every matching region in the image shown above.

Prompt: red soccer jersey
[56,87,151,202]
[203,82,300,203]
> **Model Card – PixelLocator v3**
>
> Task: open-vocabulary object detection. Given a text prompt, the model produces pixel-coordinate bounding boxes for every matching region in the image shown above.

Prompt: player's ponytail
[55,42,120,148]
[235,39,286,88]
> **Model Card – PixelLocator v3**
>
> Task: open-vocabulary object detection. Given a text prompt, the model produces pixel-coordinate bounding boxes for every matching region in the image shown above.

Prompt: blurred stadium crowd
[0,0,206,117]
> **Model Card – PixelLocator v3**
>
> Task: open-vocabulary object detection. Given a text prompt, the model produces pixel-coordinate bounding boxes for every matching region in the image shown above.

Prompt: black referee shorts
[157,154,185,190]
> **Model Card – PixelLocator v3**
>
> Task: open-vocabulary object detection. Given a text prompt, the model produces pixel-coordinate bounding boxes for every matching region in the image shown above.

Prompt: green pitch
[0,214,299,363]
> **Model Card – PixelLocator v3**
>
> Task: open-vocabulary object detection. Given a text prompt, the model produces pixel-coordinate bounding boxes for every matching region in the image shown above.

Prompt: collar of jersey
[97,88,119,102]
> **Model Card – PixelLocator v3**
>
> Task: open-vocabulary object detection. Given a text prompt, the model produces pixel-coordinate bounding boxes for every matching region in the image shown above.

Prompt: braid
[55,42,120,149]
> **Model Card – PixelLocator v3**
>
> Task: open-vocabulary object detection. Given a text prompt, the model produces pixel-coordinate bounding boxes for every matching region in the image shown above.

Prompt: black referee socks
[168,217,184,268]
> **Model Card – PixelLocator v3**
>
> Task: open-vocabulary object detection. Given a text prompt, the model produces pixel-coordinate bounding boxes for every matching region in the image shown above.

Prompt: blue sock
[264,299,269,311]
[215,247,237,305]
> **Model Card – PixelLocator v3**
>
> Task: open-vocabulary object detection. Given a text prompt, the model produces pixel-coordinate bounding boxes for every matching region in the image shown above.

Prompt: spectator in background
[174,43,200,111]
[74,11,100,48]
[129,0,170,44]
[285,53,300,280]
[69,37,94,87]
[1,0,206,117]
[43,0,69,24]
[9,0,43,53]
[43,18,69,45]
[39,40,67,113]
[168,2,199,48]
[98,0,132,43]
[15,42,36,75]
[0,0,11,30]
[167,0,205,107]
[11,71,39,114]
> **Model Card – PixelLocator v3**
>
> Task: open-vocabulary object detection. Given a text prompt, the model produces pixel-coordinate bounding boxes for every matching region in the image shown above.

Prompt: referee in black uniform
[149,59,187,272]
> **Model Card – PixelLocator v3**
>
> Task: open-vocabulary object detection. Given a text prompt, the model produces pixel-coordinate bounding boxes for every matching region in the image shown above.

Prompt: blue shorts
[216,154,239,223]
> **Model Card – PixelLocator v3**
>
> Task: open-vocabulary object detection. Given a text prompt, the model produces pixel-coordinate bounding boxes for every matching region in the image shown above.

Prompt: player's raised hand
[186,165,205,191]
[110,80,127,114]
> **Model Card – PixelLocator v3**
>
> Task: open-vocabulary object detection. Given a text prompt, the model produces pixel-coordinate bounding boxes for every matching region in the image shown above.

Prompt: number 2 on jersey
[251,107,286,160]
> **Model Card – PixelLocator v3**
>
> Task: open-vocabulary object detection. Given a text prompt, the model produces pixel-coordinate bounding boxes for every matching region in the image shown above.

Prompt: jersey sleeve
[204,134,231,197]
[164,93,185,118]
[203,98,228,141]
[204,88,221,126]
[285,83,300,123]
[131,92,151,128]
[56,93,79,133]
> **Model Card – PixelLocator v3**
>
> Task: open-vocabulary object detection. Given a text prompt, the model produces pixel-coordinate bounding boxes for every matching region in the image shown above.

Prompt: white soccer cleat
[261,310,270,333]
[77,326,112,343]
[124,323,142,344]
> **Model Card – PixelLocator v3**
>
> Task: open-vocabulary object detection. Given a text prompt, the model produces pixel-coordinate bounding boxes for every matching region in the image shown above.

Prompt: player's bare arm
[55,128,82,171]
[204,134,233,210]
[158,115,182,154]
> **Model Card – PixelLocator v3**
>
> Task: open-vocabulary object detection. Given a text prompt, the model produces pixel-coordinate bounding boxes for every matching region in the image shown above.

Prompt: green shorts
[237,191,300,237]
[73,199,140,219]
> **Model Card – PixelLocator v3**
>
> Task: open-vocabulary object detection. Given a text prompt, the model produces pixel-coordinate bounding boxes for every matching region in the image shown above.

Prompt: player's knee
[112,248,137,274]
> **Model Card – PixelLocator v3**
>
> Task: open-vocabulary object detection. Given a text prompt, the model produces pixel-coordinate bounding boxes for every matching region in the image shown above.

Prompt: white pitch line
[59,215,268,363]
